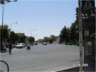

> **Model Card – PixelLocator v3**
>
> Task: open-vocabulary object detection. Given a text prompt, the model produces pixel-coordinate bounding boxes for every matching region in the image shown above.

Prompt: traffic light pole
[0,0,17,52]
[1,5,4,28]
[78,0,84,72]
[1,5,5,51]
[95,9,96,71]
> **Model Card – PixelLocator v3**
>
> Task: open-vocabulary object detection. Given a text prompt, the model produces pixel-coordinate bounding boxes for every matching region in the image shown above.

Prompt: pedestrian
[8,43,12,55]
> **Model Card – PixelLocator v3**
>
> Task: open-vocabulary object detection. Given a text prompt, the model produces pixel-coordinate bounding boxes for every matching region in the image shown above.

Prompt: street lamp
[0,0,17,26]
[0,0,17,52]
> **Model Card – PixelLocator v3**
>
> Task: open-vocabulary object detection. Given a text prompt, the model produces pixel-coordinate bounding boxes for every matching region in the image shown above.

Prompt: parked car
[15,43,25,49]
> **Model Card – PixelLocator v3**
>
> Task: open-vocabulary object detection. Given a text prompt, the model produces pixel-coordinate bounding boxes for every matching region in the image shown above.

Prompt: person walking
[8,43,12,55]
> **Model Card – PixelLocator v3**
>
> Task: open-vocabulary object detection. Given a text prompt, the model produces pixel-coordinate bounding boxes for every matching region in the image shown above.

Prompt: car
[42,42,47,45]
[15,43,25,48]
[34,42,38,45]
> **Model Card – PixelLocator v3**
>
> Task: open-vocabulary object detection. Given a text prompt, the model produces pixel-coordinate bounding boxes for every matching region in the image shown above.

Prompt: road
[0,44,80,72]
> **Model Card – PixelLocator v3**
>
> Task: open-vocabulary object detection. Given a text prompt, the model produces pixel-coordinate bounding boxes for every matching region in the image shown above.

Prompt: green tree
[48,35,57,44]
[9,31,18,44]
[70,20,79,45]
[43,37,49,42]
[27,36,35,44]
[59,20,79,45]
[59,26,70,44]
[0,25,9,42]
[16,33,26,43]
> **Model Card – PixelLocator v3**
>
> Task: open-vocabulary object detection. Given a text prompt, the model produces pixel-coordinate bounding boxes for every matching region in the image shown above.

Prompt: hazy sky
[0,0,79,40]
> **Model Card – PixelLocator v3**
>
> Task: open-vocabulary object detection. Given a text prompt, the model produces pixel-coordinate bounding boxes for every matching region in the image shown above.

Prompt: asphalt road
[0,44,80,72]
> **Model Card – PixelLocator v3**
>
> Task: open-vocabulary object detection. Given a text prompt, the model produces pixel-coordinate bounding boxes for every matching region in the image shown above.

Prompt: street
[0,44,79,72]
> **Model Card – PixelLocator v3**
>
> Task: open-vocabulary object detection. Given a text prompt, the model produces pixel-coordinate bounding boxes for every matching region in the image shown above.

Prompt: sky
[0,0,79,40]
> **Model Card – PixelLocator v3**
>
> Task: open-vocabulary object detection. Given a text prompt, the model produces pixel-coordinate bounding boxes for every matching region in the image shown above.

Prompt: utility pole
[0,0,17,52]
[95,5,96,71]
[78,0,84,72]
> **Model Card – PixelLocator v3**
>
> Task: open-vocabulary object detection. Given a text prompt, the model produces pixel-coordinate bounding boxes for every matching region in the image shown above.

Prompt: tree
[70,20,79,45]
[43,37,49,42]
[8,31,18,44]
[16,33,26,43]
[48,35,57,44]
[0,25,10,52]
[27,36,35,44]
[0,25,9,42]
[59,20,79,45]
[59,26,70,44]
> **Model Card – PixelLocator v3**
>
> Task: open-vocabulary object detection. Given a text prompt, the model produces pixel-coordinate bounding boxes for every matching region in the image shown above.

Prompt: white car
[15,43,25,48]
